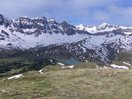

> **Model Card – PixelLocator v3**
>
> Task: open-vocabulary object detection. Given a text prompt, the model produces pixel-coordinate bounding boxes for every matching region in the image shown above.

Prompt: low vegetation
[0,62,132,98]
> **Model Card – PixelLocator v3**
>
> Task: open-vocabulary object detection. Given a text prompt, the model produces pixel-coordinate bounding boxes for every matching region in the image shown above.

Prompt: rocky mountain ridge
[0,14,131,63]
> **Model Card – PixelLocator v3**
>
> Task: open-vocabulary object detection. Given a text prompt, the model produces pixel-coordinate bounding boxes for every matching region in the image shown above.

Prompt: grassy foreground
[0,65,132,99]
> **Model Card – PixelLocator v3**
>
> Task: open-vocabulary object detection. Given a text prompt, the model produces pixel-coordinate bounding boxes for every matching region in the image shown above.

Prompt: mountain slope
[0,14,131,63]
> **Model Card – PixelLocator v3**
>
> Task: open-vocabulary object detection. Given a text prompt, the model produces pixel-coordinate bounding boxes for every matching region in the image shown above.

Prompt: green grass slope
[0,67,132,99]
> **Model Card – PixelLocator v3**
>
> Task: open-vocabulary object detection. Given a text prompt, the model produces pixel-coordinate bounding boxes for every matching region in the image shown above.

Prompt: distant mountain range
[0,14,131,63]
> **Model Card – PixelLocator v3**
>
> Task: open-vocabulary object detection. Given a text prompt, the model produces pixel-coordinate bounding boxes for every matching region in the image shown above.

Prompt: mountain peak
[76,24,85,30]
[48,18,55,22]
[99,22,109,26]
[97,23,118,31]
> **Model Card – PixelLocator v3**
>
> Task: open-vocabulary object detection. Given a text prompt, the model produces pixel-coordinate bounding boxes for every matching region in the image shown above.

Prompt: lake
[58,59,81,65]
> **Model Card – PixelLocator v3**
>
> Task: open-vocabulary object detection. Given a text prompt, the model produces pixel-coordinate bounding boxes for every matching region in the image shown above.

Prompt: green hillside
[0,64,132,99]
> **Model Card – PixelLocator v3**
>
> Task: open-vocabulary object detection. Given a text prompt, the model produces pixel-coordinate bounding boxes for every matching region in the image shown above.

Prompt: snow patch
[8,74,24,80]
[124,32,132,35]
[62,65,75,69]
[111,64,129,70]
[39,69,44,74]
[57,63,65,66]
[23,29,36,32]
[123,62,131,66]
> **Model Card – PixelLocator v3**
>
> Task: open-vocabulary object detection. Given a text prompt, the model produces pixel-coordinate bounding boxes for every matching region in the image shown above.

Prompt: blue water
[60,59,81,65]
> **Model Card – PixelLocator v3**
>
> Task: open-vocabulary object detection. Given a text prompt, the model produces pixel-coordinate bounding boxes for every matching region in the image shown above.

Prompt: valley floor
[0,67,132,99]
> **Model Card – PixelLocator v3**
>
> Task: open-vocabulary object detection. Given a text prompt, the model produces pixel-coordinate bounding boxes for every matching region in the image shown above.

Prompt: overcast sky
[0,0,132,26]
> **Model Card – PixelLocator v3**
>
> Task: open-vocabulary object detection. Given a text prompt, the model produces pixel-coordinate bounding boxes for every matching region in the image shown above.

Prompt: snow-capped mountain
[76,23,132,34]
[76,23,116,33]
[0,14,131,63]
